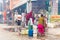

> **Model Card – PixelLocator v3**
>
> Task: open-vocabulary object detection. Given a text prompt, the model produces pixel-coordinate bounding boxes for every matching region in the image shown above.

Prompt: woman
[37,14,45,37]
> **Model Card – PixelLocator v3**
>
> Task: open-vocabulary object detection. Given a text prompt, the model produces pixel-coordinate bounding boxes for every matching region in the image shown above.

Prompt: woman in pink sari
[37,14,45,36]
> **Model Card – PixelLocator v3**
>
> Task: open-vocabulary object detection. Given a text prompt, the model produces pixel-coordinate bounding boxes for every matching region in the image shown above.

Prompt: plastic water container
[28,29,33,37]
[33,25,37,37]
[33,33,37,38]
[21,29,28,35]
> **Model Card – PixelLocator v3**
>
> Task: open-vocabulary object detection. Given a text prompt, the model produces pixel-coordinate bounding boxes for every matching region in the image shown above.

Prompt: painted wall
[10,0,27,10]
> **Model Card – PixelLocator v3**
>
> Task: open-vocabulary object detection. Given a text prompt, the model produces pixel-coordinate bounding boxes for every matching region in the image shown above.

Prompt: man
[14,12,22,34]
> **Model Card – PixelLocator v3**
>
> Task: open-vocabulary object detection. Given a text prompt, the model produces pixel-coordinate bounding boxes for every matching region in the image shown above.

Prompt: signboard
[50,15,60,22]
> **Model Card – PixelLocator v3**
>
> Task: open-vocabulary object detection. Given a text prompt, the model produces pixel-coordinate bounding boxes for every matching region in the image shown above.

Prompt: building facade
[0,0,4,23]
[32,0,49,13]
[51,0,58,15]
[10,0,27,14]
[58,0,60,15]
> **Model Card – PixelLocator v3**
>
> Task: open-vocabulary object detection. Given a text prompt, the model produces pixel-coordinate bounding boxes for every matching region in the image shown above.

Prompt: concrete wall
[51,0,58,15]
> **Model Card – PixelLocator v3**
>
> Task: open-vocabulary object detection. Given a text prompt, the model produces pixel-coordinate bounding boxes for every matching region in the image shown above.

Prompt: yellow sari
[38,17,44,24]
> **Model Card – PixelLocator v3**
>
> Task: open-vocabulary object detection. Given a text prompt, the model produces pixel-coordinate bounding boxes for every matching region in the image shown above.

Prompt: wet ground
[0,24,60,40]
